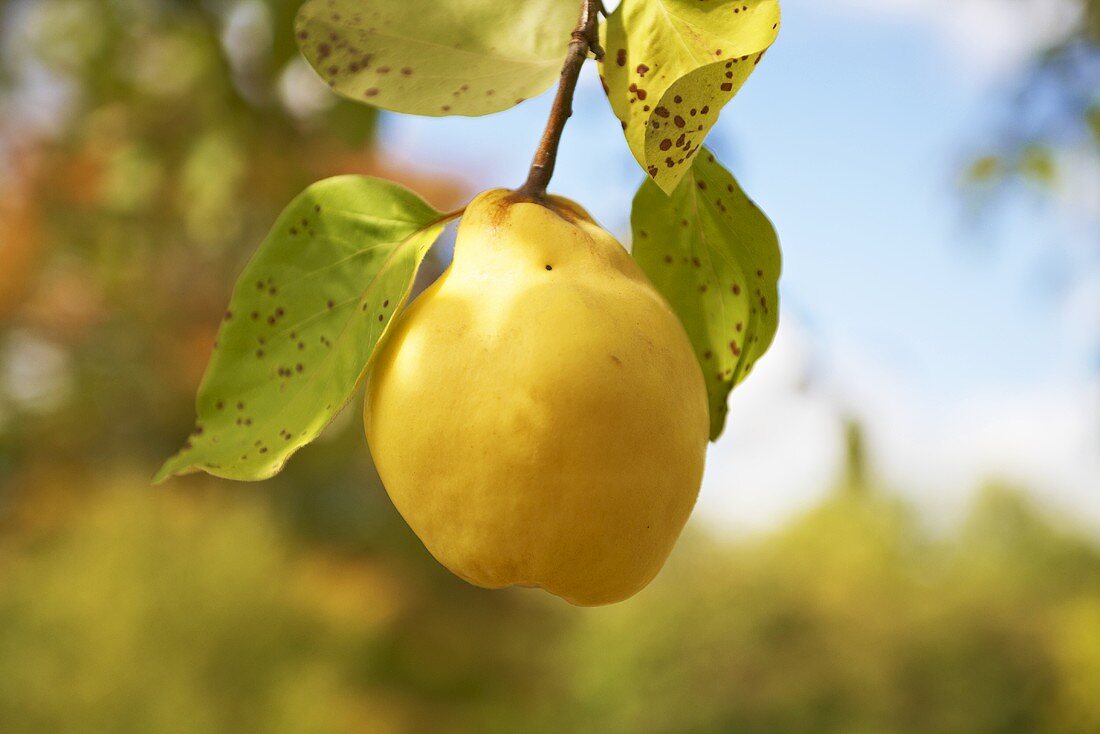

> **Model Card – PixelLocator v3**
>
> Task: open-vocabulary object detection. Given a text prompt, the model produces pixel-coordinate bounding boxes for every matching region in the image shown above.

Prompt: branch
[518,0,603,198]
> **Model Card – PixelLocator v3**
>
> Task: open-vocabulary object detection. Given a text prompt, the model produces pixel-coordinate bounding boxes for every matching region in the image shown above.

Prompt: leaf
[601,0,780,194]
[156,176,447,483]
[295,0,578,117]
[631,148,780,440]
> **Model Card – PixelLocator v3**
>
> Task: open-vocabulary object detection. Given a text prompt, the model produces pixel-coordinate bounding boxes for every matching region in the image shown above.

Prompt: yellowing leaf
[156,176,447,482]
[601,0,780,194]
[295,0,578,117]
[632,149,780,440]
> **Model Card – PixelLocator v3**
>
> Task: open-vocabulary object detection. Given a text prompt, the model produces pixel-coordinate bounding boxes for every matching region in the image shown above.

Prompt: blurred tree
[0,0,468,484]
[965,0,1098,209]
[545,448,1100,734]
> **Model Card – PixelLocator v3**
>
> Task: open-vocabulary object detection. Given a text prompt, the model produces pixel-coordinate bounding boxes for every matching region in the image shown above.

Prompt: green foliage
[156,177,447,482]
[1,470,1098,733]
[547,483,1100,734]
[296,0,578,117]
[0,485,360,734]
[631,149,780,439]
[601,0,780,193]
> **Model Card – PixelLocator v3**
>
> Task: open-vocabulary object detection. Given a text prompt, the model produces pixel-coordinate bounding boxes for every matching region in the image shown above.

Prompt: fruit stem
[518,0,604,199]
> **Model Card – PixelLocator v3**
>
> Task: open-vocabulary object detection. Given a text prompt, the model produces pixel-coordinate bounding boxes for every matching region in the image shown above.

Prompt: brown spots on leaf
[720,82,733,92]
[616,48,626,66]
[660,138,673,151]
[636,63,650,76]
[364,88,379,97]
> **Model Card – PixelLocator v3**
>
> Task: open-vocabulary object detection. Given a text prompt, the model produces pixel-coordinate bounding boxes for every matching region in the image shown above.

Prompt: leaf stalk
[518,0,604,198]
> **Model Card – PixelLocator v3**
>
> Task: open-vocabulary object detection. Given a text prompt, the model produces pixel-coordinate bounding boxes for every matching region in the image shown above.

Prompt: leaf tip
[152,457,182,485]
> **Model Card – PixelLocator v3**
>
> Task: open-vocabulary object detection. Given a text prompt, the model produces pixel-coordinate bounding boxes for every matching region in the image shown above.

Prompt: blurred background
[0,0,1097,732]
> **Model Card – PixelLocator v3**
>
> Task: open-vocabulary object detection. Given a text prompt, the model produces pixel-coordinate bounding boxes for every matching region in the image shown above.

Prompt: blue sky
[379,0,1099,530]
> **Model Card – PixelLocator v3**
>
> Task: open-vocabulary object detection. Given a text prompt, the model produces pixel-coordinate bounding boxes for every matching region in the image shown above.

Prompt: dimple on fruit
[364,189,709,606]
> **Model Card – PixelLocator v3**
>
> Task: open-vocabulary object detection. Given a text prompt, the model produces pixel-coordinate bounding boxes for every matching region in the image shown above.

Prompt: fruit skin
[364,189,708,606]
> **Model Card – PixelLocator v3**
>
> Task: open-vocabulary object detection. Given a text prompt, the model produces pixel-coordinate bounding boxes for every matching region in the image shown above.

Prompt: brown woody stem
[518,0,604,198]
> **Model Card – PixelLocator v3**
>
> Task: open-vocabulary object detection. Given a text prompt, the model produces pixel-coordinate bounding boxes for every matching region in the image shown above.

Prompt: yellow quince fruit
[364,189,707,605]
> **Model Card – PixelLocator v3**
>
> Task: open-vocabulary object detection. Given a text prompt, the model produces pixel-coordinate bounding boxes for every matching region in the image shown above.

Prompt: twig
[518,0,603,198]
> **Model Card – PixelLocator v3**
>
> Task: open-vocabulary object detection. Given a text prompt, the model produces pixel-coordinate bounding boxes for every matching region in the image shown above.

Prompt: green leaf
[155,176,447,483]
[631,148,780,440]
[295,0,578,117]
[601,0,780,194]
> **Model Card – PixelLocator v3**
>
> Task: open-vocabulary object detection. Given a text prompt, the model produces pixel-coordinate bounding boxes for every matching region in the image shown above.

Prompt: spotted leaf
[601,0,780,194]
[155,176,448,483]
[632,149,780,440]
[295,0,578,117]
